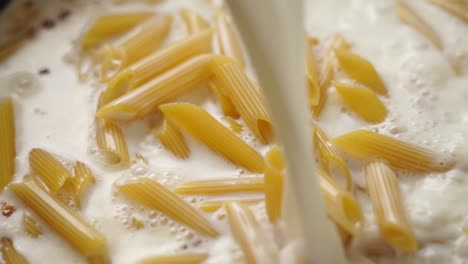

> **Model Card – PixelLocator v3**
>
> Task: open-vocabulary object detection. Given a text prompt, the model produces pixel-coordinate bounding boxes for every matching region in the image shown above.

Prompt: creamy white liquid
[0,0,467,263]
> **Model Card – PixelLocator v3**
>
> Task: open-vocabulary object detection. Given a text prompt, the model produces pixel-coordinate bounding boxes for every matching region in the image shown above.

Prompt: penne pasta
[198,199,263,213]
[102,30,214,105]
[331,130,454,172]
[1,237,29,264]
[97,54,215,122]
[139,253,208,264]
[87,255,110,264]
[23,214,43,238]
[118,177,219,237]
[131,217,145,230]
[225,117,243,134]
[364,159,418,252]
[175,178,264,195]
[95,116,130,167]
[72,162,96,209]
[264,145,284,223]
[208,81,239,119]
[180,9,210,34]
[319,169,362,236]
[215,9,245,68]
[29,148,72,193]
[210,57,273,144]
[154,120,190,159]
[80,12,153,49]
[160,103,264,172]
[334,49,388,95]
[0,97,15,191]
[306,38,321,106]
[225,202,278,263]
[427,0,468,23]
[333,81,388,123]
[98,15,173,81]
[397,1,443,50]
[10,180,108,258]
[313,34,351,117]
[313,126,353,191]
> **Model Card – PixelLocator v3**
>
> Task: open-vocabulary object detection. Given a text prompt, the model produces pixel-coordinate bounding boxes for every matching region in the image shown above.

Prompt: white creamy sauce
[0,0,467,263]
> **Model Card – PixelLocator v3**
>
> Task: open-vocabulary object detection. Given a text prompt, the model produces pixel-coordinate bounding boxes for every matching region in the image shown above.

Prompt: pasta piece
[160,103,264,172]
[29,148,72,192]
[397,1,443,50]
[210,57,273,143]
[175,178,264,195]
[313,126,353,191]
[80,12,153,48]
[427,0,468,23]
[332,130,454,172]
[131,217,145,230]
[119,177,218,237]
[225,117,243,134]
[0,97,15,191]
[198,199,262,213]
[23,214,43,238]
[180,9,210,34]
[333,81,388,123]
[306,38,320,106]
[313,34,351,117]
[139,253,208,264]
[102,30,213,105]
[319,169,362,236]
[364,159,418,252]
[10,180,107,258]
[87,256,110,264]
[215,9,245,68]
[134,153,149,164]
[97,54,215,122]
[98,15,173,81]
[225,202,278,263]
[208,81,239,118]
[264,145,284,223]
[334,49,388,95]
[1,237,29,264]
[72,162,96,209]
[154,120,190,159]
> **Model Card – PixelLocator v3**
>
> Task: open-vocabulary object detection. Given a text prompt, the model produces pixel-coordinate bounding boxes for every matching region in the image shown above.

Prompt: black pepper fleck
[41,19,55,29]
[38,68,50,75]
[58,9,71,20]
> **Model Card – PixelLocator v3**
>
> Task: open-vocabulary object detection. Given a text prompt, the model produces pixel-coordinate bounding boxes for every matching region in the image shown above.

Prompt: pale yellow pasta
[139,253,208,264]
[160,103,264,172]
[333,81,388,123]
[118,177,219,237]
[313,34,351,117]
[225,117,243,134]
[427,0,468,23]
[264,145,284,223]
[334,49,388,95]
[87,256,110,264]
[72,162,96,209]
[331,130,454,172]
[198,199,263,213]
[225,202,278,263]
[98,15,173,81]
[210,56,273,144]
[208,81,239,118]
[23,214,43,238]
[80,12,153,48]
[175,178,264,195]
[0,97,15,191]
[397,1,443,50]
[364,159,418,252]
[102,30,214,105]
[97,54,215,122]
[134,153,149,164]
[319,169,362,236]
[1,237,29,264]
[10,180,108,258]
[215,9,245,68]
[306,38,320,106]
[131,217,145,230]
[29,148,73,192]
[180,9,210,34]
[154,120,190,159]
[313,126,353,191]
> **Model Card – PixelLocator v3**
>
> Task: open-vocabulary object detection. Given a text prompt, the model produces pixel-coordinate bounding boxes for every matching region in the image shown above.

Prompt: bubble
[7,71,40,97]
